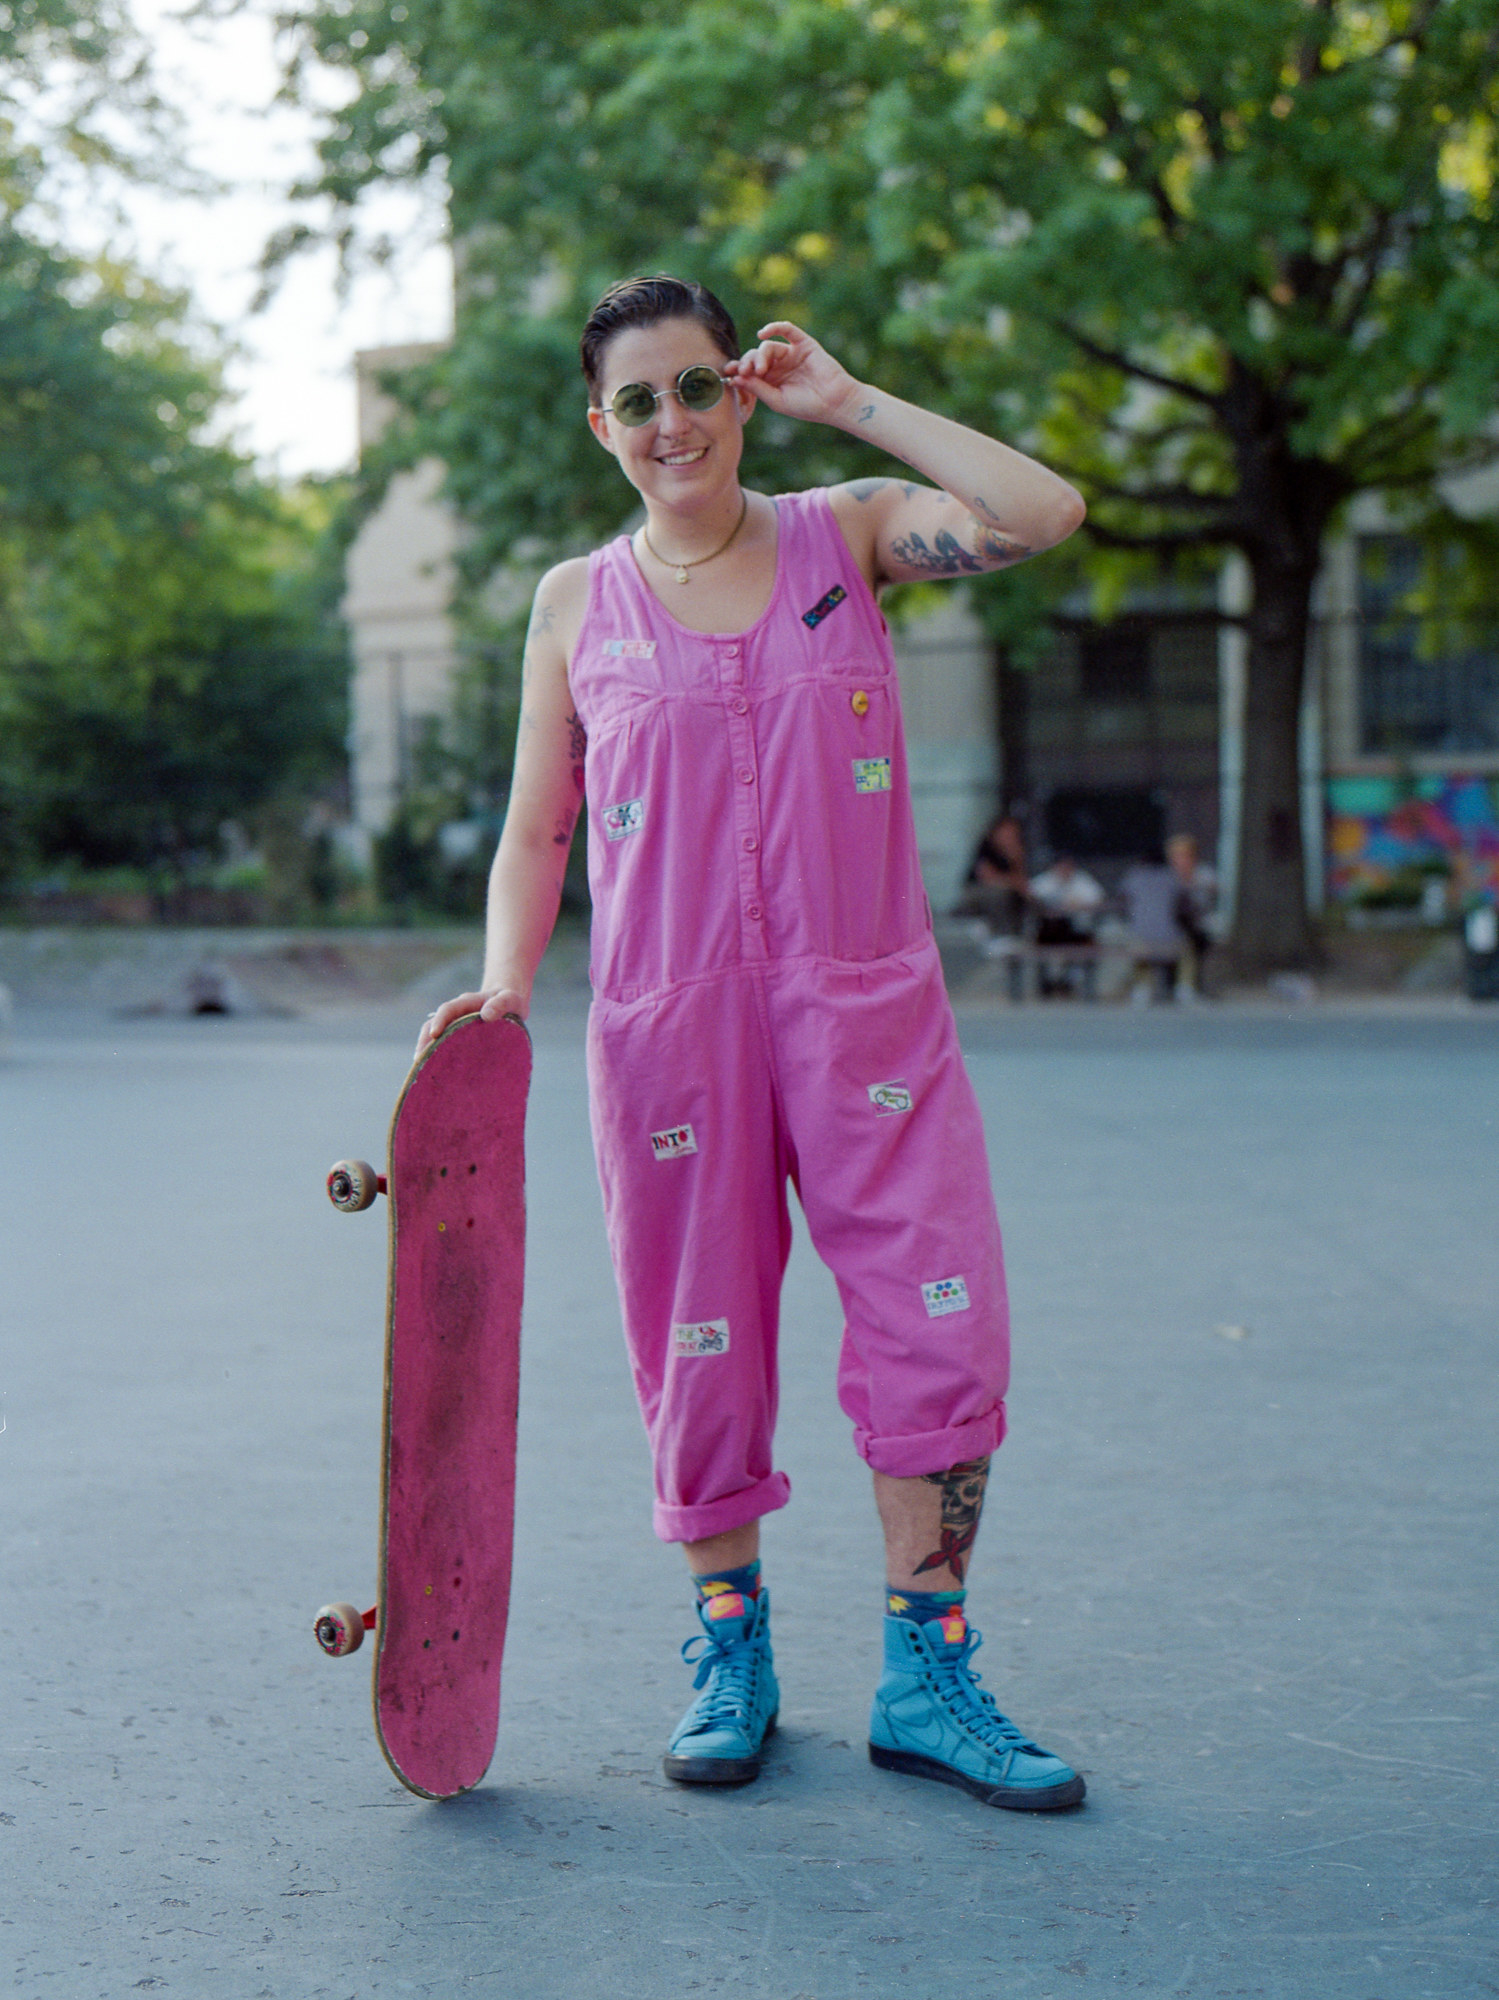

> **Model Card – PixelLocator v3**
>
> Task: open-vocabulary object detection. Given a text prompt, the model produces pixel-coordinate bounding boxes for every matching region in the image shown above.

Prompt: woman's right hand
[415,986,528,1058]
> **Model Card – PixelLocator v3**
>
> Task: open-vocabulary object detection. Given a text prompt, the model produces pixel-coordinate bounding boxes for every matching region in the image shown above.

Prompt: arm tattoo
[856,402,876,423]
[530,599,557,636]
[889,527,987,577]
[552,805,578,849]
[567,709,587,792]
[913,1456,991,1583]
[972,496,1032,568]
[846,476,925,504]
[974,527,1033,567]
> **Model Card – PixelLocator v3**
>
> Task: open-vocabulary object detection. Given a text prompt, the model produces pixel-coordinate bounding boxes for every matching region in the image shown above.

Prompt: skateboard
[314,1011,532,1799]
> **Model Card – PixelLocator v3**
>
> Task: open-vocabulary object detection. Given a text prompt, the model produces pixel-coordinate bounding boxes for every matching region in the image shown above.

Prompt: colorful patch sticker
[801,584,848,630]
[603,797,645,841]
[672,1318,730,1357]
[704,1591,747,1621]
[650,1123,698,1162]
[938,1609,967,1646]
[922,1275,971,1318]
[868,1081,913,1116]
[853,757,892,794]
[603,638,657,659]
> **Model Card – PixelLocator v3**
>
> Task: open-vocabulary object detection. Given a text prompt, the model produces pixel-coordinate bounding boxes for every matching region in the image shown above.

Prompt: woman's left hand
[725,322,865,429]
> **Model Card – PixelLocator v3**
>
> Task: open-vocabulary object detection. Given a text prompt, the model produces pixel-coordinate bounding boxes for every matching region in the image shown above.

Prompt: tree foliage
[0,233,348,886]
[294,0,1499,965]
[0,0,351,896]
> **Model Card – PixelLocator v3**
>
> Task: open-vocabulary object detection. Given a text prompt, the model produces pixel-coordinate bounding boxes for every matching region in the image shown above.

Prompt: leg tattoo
[913,1456,991,1584]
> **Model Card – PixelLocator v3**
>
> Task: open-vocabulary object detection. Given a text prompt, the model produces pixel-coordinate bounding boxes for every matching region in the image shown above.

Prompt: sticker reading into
[672,1319,730,1357]
[603,797,645,841]
[868,1081,913,1115]
[853,757,892,793]
[922,1276,971,1318]
[603,638,657,659]
[802,584,848,629]
[651,1123,698,1161]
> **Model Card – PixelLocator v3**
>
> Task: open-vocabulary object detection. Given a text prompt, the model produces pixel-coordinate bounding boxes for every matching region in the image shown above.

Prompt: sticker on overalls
[603,638,657,659]
[603,797,645,841]
[922,1276,971,1318]
[651,1123,698,1161]
[802,584,847,629]
[853,757,892,793]
[868,1081,913,1115]
[673,1319,730,1357]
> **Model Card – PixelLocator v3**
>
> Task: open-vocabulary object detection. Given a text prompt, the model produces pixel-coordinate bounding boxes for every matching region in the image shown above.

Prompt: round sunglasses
[603,364,731,428]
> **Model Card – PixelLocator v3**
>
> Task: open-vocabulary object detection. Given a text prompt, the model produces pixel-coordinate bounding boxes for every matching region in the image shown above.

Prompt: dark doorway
[1045,785,1166,861]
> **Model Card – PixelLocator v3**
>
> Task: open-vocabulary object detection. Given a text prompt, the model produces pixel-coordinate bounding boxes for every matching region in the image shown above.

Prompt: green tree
[294,0,1499,969]
[0,237,349,888]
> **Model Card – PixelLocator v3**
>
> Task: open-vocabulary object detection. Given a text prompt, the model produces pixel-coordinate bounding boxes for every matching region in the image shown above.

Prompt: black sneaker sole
[868,1740,1086,1811]
[663,1712,778,1787]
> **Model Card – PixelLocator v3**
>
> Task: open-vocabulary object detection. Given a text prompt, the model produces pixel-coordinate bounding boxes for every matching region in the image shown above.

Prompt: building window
[1358,535,1499,755]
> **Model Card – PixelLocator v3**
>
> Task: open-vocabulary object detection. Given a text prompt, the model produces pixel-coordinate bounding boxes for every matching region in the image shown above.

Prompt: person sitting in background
[1166,834,1217,997]
[1028,854,1106,997]
[1029,854,1105,942]
[1119,849,1186,1003]
[956,811,1031,939]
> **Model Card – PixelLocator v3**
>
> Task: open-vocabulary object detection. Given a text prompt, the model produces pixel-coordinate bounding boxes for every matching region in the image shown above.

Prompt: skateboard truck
[327,1160,386,1211]
[314,1602,377,1656]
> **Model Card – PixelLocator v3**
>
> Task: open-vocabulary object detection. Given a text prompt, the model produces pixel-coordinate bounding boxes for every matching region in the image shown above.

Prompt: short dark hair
[580,275,740,400]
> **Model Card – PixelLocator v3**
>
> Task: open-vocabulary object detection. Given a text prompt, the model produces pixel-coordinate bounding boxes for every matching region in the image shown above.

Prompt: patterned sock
[887,1586,966,1643]
[693,1559,762,1625]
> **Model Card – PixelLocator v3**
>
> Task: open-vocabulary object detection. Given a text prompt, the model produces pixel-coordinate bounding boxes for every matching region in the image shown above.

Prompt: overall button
[851,689,870,715]
[742,835,759,852]
[724,645,741,657]
[745,904,763,921]
[737,767,754,784]
[731,697,748,715]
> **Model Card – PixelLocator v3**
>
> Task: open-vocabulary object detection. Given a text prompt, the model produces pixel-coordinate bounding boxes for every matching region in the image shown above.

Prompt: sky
[72,0,455,479]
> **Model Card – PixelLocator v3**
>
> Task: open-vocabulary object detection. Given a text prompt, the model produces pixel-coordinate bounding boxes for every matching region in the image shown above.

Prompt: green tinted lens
[677,366,725,412]
[611,382,659,426]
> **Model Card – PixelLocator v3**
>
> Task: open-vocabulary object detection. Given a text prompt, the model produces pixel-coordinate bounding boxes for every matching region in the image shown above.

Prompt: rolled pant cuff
[854,1406,1006,1479]
[652,1470,792,1545]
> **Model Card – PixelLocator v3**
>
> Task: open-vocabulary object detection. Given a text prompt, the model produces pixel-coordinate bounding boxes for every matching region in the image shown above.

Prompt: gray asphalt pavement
[2,990,1496,1999]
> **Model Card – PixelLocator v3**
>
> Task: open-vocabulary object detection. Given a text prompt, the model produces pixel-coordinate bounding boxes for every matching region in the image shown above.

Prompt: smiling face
[586,315,751,508]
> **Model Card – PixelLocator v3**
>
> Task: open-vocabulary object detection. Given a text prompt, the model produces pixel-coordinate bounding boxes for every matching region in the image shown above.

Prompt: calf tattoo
[913,1456,991,1583]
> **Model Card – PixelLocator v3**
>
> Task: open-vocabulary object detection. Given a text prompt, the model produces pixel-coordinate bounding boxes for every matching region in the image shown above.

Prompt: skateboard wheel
[314,1602,368,1656]
[327,1160,381,1212]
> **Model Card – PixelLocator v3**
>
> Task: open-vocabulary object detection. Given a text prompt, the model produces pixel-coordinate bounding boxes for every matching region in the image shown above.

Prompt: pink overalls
[571,488,1009,1543]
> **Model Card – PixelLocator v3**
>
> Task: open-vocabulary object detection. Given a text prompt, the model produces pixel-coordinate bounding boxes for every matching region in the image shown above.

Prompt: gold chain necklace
[641,492,749,584]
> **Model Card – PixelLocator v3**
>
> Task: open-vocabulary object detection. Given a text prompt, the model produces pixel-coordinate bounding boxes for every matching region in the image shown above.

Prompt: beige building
[342,345,463,850]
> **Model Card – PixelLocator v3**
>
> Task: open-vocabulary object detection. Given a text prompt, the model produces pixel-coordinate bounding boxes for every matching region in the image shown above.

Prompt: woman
[422,275,1088,1809]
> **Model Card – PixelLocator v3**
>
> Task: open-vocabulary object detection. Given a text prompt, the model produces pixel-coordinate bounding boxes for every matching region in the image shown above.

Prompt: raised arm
[416,561,589,1053]
[726,321,1085,591]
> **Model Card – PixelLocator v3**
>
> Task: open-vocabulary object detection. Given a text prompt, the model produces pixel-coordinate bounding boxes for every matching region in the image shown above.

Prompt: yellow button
[851,690,870,715]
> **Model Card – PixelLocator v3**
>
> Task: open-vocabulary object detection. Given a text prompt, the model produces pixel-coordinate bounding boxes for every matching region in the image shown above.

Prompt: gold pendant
[675,567,689,584]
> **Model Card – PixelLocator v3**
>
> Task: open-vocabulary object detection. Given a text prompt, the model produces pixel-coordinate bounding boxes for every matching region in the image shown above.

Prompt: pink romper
[571,488,1009,1543]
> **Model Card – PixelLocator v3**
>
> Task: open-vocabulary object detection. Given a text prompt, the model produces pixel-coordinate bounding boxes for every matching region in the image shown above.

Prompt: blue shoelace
[927,1626,1044,1754]
[681,1628,760,1723]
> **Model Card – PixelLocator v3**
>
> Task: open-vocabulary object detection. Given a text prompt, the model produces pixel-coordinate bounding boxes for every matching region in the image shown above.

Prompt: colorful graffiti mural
[1328,774,1499,908]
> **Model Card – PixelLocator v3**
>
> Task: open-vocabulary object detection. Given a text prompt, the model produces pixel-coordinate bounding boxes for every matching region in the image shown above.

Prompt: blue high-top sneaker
[663,1586,779,1786]
[869,1606,1085,1810]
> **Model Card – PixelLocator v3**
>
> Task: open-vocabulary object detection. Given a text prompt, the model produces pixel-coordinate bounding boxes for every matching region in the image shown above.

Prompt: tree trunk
[1228,550,1319,972]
